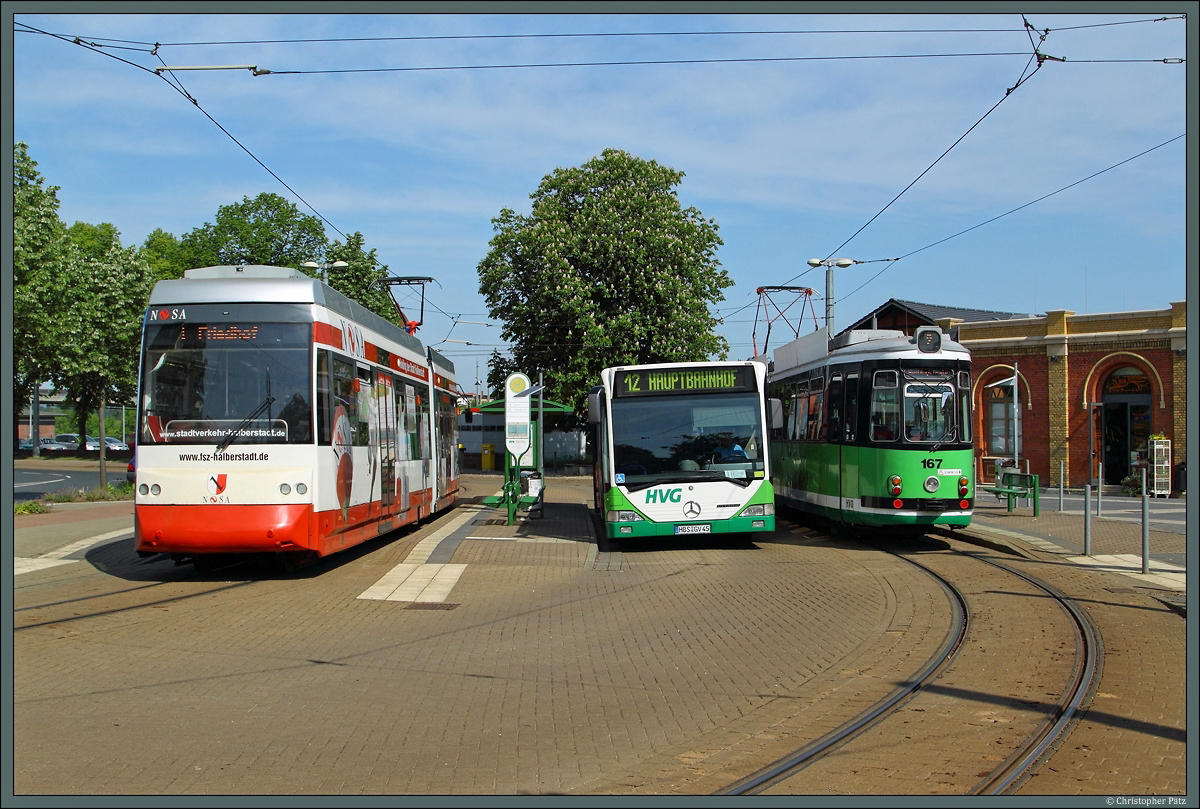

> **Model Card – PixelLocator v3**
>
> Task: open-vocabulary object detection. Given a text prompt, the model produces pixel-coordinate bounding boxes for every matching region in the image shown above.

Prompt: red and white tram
[133,265,460,570]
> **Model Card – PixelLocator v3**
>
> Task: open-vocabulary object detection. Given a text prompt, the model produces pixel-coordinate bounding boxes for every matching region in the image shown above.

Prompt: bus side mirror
[769,398,784,430]
[587,390,602,424]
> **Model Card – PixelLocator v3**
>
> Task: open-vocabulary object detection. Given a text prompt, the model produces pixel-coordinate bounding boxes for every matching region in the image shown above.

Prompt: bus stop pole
[1141,468,1150,574]
[1083,484,1092,556]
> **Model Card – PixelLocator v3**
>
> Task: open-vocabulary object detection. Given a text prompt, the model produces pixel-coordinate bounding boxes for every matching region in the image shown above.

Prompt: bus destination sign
[614,366,756,397]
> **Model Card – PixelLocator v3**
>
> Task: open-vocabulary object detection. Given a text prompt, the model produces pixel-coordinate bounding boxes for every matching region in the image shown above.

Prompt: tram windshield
[902,381,955,443]
[610,392,765,489]
[139,321,312,446]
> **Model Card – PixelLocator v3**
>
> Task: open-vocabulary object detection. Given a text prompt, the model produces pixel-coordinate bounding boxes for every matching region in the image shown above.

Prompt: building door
[1100,368,1152,486]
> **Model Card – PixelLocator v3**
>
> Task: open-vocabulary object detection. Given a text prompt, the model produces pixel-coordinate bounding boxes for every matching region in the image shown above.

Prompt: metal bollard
[1083,483,1092,556]
[1059,460,1064,512]
[1096,462,1103,516]
[1141,468,1150,575]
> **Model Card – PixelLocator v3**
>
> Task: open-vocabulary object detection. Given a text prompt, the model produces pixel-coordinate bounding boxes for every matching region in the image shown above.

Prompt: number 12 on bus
[588,361,781,539]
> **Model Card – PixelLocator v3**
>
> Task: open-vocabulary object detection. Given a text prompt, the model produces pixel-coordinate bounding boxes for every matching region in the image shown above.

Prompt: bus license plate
[675,524,711,535]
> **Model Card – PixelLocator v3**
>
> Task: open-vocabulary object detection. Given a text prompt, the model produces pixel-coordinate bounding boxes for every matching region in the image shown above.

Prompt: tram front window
[903,382,955,443]
[611,393,764,487]
[139,321,312,446]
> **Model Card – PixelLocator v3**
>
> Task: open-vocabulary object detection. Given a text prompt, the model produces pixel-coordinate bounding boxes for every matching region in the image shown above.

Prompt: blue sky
[9,8,1190,391]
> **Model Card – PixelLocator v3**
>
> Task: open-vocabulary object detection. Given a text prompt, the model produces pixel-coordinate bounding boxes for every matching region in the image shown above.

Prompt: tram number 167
[921,458,943,469]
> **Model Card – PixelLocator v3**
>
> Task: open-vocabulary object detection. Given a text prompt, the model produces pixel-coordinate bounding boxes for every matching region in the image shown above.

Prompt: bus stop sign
[504,373,532,459]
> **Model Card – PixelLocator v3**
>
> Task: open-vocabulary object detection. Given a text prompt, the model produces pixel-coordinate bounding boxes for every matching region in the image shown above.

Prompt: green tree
[140,228,188,282]
[66,221,121,261]
[325,231,402,325]
[179,192,328,269]
[477,148,731,415]
[52,240,154,484]
[13,142,71,454]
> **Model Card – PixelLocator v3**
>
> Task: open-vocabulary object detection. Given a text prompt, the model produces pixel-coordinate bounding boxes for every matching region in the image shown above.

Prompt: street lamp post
[806,257,856,337]
[301,260,349,283]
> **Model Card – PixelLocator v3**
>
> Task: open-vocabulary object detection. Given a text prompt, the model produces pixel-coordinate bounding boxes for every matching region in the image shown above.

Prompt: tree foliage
[140,228,188,282]
[178,192,328,269]
[477,148,731,415]
[53,240,154,450]
[325,231,402,326]
[13,142,70,426]
[66,221,121,262]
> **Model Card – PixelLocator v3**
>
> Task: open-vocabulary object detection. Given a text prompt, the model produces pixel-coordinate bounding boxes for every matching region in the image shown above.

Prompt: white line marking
[14,527,133,577]
[358,498,496,603]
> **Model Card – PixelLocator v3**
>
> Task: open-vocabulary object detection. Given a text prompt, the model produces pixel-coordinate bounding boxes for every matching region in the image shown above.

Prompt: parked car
[40,437,73,452]
[127,452,137,483]
[18,438,34,451]
[53,433,81,450]
[104,437,130,452]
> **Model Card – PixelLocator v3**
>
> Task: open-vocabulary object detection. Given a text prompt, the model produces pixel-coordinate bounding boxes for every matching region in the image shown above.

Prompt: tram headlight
[887,475,902,496]
[923,475,939,493]
[280,483,291,495]
[138,483,149,496]
[150,484,161,496]
[296,483,307,495]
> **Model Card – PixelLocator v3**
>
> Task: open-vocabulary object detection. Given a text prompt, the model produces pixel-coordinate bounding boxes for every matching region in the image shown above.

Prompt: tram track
[718,530,1102,796]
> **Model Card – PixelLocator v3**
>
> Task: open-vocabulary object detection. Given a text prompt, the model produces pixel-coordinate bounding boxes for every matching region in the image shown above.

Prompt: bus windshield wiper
[623,471,749,492]
[215,396,275,453]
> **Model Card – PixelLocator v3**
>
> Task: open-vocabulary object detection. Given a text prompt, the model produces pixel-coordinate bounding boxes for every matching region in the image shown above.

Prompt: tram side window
[791,384,808,440]
[870,371,899,442]
[825,374,843,443]
[332,356,358,447]
[958,371,972,443]
[316,351,331,446]
[844,373,859,443]
[806,378,823,441]
[355,367,375,447]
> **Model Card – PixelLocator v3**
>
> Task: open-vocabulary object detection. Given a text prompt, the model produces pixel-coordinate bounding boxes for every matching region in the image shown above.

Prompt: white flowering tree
[477,148,731,417]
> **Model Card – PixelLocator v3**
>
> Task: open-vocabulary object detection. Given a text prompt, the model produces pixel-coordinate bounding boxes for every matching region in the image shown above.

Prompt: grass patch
[15,481,134,514]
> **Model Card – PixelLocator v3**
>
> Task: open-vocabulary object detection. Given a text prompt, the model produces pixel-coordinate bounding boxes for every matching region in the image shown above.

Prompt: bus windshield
[139,321,312,446]
[610,392,764,489]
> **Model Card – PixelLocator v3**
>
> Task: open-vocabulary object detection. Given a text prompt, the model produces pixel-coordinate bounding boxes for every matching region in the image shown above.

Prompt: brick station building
[845,299,1187,492]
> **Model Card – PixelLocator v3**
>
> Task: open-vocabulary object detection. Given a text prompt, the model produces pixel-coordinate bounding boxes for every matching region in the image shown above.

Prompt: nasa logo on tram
[203,473,230,504]
[147,307,187,321]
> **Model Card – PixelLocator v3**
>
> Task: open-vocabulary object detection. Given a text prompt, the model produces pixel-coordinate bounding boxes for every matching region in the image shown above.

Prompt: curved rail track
[719,531,1102,796]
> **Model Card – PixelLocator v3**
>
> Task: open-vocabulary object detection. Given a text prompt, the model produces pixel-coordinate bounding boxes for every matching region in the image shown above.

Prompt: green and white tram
[768,326,974,529]
[588,362,779,540]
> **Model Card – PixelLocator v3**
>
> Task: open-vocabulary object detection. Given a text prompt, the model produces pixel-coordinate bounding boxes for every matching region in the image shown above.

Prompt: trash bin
[1175,461,1186,495]
[521,470,543,499]
[481,444,494,471]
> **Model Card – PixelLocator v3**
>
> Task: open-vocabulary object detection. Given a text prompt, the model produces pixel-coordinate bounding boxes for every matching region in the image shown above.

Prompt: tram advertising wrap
[133,265,460,572]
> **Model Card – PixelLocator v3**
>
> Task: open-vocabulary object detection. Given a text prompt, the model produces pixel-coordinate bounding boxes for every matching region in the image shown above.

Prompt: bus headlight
[740,504,775,517]
[606,510,644,522]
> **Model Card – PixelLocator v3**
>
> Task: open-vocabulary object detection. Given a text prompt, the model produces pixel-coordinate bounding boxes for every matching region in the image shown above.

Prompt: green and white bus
[588,361,780,540]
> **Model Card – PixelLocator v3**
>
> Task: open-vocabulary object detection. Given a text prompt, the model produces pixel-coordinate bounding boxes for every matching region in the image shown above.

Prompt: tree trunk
[31,382,41,457]
[98,399,108,490]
